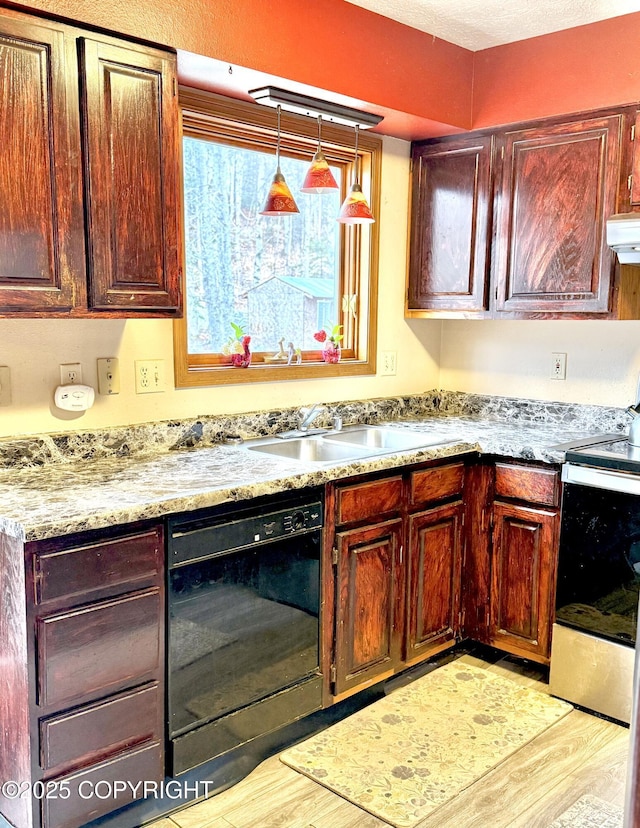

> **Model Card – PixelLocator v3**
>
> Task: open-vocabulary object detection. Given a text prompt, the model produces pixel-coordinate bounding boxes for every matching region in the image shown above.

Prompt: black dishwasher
[167,490,324,774]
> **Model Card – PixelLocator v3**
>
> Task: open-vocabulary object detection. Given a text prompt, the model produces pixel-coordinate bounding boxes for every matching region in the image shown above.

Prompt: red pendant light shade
[337,182,375,224]
[300,151,338,193]
[338,124,374,224]
[261,169,300,215]
[301,116,339,194]
[260,105,300,216]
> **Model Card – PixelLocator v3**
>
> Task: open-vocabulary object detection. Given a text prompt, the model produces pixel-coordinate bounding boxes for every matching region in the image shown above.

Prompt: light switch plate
[0,366,11,406]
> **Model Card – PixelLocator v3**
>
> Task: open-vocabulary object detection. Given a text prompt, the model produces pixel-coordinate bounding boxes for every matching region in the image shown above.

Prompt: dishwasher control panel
[169,500,323,568]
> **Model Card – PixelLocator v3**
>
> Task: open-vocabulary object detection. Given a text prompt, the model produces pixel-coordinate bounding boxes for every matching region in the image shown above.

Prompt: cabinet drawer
[37,588,161,708]
[335,476,404,525]
[494,463,559,507]
[41,740,162,828]
[410,463,464,509]
[34,527,162,606]
[40,682,160,774]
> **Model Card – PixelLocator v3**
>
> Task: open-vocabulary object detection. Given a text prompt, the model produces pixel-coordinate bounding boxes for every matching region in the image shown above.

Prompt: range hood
[606,213,640,263]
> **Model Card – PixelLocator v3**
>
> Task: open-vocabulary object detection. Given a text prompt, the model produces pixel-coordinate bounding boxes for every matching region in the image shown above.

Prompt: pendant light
[300,116,339,194]
[338,124,375,225]
[260,105,300,216]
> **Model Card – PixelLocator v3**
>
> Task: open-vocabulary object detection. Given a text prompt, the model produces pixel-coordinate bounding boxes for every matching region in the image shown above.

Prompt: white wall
[0,137,443,438]
[438,319,640,407]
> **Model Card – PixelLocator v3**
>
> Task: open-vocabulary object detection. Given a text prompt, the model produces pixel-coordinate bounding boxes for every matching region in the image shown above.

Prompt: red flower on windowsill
[314,324,343,363]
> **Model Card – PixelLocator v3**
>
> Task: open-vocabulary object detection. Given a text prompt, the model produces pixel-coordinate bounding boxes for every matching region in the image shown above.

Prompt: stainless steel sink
[244,425,459,464]
[323,425,455,452]
[246,436,373,463]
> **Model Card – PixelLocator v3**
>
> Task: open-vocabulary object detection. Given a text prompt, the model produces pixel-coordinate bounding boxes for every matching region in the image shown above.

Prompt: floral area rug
[280,661,572,828]
[549,794,623,828]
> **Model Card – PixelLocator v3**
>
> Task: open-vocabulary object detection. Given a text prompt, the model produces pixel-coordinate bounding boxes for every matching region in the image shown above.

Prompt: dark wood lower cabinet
[406,500,463,664]
[330,464,465,700]
[41,741,163,828]
[333,519,404,696]
[488,500,559,662]
[329,459,561,701]
[0,521,164,828]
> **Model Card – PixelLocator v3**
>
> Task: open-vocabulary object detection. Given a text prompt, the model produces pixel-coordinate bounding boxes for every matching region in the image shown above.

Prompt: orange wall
[473,13,640,128]
[5,0,474,133]
[7,0,640,136]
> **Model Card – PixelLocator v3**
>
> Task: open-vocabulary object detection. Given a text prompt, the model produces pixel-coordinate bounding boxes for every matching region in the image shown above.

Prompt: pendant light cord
[276,104,282,171]
[353,124,360,185]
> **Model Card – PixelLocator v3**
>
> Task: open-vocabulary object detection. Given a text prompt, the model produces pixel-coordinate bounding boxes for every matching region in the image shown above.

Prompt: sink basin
[323,425,454,452]
[244,425,460,464]
[246,437,373,463]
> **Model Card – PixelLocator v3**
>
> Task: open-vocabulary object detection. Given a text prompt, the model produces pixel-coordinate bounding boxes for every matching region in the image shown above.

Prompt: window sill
[174,358,377,388]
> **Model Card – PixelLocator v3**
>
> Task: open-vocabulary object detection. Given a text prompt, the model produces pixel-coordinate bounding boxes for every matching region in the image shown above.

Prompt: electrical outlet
[550,352,567,380]
[380,351,397,376]
[135,359,166,394]
[60,363,82,385]
[0,366,11,406]
[97,358,120,395]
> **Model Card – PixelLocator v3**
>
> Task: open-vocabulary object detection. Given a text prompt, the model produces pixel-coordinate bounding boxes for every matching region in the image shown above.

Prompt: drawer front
[34,527,162,606]
[40,682,160,774]
[41,740,162,828]
[410,463,464,509]
[335,476,404,525]
[37,588,161,708]
[494,463,559,507]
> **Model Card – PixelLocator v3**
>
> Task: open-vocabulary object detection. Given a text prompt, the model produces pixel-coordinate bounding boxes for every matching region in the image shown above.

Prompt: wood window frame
[174,87,381,387]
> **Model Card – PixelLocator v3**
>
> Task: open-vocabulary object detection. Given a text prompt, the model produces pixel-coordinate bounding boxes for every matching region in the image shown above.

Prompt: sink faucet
[628,402,640,446]
[298,403,325,432]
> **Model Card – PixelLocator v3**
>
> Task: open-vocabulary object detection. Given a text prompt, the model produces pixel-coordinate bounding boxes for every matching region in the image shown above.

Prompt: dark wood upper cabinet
[408,107,640,319]
[0,6,181,317]
[0,16,86,312]
[407,135,493,315]
[629,110,640,206]
[493,115,621,315]
[80,39,180,311]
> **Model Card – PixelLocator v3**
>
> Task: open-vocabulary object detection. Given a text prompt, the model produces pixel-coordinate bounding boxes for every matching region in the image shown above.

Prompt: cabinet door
[493,115,621,315]
[0,15,86,311]
[333,519,403,696]
[406,500,463,664]
[407,135,493,315]
[629,110,640,207]
[80,38,180,312]
[489,501,559,662]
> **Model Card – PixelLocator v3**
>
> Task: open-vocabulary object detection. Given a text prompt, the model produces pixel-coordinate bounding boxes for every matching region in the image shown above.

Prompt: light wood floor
[151,654,629,828]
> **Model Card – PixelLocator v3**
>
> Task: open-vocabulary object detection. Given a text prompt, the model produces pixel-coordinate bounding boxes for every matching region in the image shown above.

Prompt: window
[174,89,381,387]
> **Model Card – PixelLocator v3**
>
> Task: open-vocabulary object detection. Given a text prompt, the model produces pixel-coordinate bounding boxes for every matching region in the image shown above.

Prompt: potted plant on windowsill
[221,323,252,368]
[314,324,343,364]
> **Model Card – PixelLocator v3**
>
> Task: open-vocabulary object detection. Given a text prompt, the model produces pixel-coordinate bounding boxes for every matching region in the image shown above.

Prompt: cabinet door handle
[399,544,403,565]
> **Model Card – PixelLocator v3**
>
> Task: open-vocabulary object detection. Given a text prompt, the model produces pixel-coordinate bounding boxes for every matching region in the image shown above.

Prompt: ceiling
[345,0,640,50]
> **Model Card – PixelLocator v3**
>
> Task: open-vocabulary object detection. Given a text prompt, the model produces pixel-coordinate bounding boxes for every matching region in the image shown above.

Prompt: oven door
[550,463,640,722]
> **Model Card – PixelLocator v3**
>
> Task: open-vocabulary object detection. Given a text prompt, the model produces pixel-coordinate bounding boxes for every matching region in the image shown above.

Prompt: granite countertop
[0,391,628,543]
